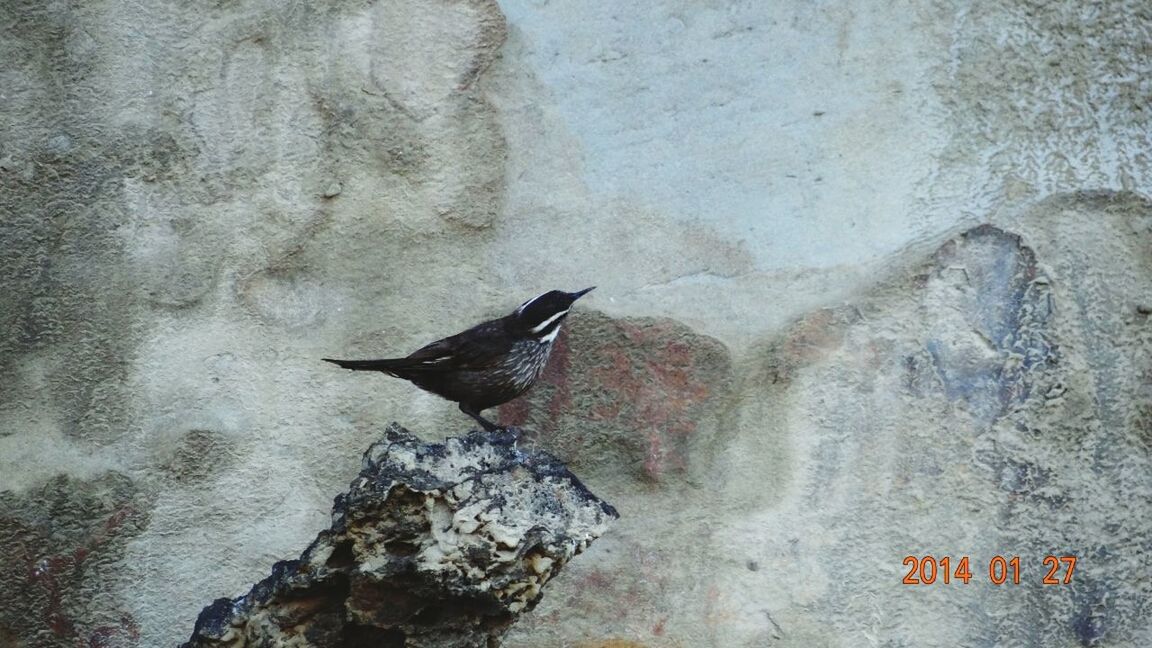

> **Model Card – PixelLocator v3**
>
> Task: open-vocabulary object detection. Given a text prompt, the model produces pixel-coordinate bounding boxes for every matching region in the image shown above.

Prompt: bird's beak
[571,286,595,299]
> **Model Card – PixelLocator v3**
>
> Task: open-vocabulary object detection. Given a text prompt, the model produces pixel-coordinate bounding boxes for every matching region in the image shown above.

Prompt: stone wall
[2,1,1150,646]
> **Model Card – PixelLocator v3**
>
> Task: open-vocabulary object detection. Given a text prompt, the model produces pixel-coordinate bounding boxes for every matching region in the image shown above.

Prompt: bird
[323,287,594,432]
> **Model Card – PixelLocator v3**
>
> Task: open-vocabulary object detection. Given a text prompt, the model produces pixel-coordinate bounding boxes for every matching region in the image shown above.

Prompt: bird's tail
[322,358,406,371]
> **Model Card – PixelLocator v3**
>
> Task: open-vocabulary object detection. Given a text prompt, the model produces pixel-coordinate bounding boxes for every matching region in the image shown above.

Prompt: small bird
[324,287,594,432]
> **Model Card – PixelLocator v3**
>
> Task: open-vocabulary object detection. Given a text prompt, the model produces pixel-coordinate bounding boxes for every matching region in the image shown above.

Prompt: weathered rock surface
[182,425,617,648]
[503,206,1152,648]
[3,0,1152,645]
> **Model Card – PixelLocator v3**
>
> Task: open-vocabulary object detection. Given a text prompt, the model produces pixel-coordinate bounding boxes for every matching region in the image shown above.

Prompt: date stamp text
[902,555,1077,585]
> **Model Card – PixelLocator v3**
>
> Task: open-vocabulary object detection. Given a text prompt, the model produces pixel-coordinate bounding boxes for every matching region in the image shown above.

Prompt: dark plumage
[324,287,594,431]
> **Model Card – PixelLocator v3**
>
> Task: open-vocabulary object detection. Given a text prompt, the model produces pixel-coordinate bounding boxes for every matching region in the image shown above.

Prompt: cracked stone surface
[182,425,617,648]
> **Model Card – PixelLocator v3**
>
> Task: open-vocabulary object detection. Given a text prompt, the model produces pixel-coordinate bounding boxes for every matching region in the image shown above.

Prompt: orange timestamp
[902,555,1077,585]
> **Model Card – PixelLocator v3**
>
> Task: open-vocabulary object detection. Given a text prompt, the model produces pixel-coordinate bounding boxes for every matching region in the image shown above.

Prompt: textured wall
[1,1,1150,647]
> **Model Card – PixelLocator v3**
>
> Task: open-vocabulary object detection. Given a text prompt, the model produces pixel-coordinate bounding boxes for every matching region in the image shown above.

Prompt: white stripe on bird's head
[516,292,548,315]
[538,324,562,344]
[529,309,569,334]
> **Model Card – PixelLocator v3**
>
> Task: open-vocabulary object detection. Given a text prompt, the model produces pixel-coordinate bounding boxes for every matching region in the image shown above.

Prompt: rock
[181,424,617,648]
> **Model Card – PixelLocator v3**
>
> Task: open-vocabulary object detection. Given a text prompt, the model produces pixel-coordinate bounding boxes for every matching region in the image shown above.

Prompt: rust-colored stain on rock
[500,311,732,483]
[0,474,149,647]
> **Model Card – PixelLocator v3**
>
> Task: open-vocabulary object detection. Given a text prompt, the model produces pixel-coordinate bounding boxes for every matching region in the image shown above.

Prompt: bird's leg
[460,403,500,432]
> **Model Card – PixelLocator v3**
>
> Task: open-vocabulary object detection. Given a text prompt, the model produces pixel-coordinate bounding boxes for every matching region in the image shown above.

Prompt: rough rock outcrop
[182,425,617,647]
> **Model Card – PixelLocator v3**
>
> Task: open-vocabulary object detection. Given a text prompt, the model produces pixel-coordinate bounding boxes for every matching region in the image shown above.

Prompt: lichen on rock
[182,424,617,648]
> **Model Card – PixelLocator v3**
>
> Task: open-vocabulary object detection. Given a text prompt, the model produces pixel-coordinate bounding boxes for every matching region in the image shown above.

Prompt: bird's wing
[323,320,512,374]
[322,339,492,374]
[403,321,511,371]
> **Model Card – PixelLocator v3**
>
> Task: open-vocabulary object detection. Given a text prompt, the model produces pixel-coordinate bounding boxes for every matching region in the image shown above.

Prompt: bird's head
[512,287,594,341]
